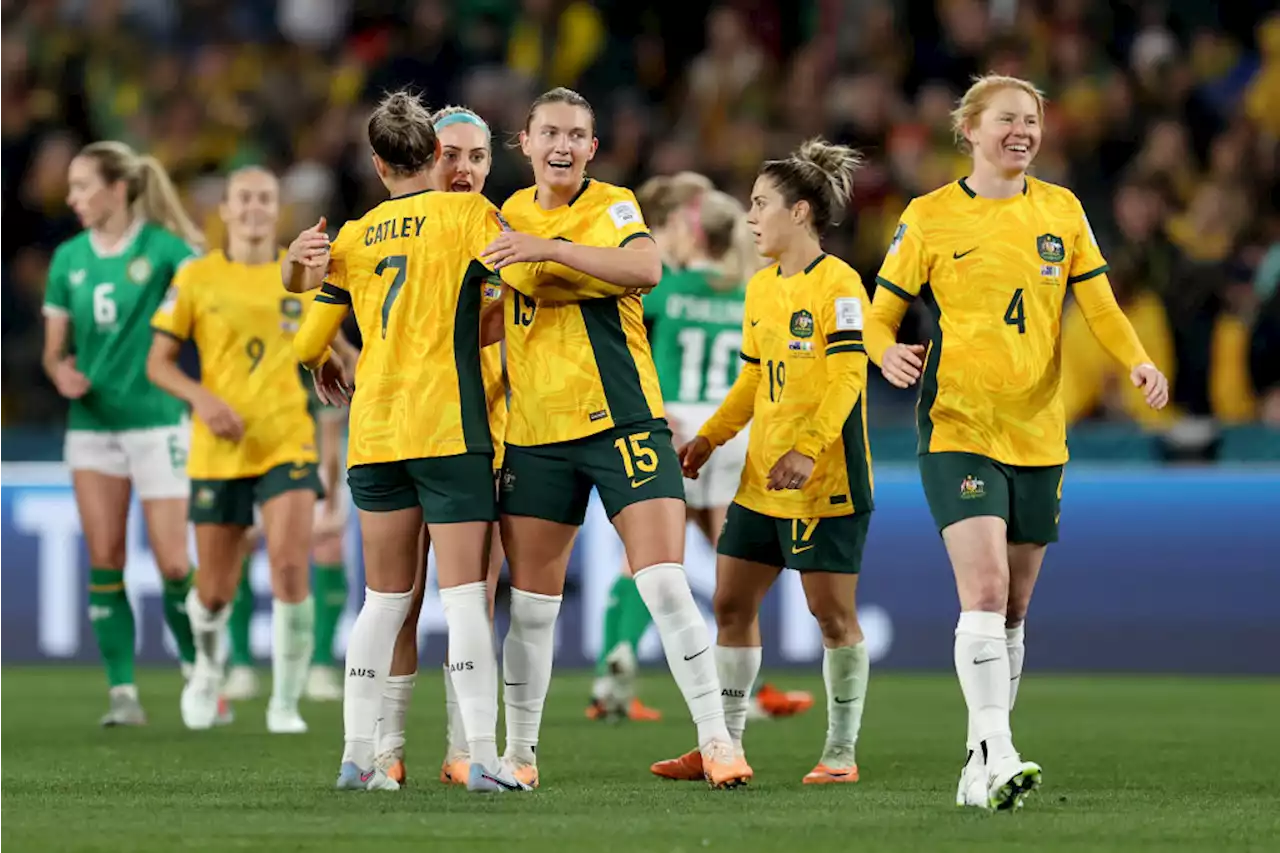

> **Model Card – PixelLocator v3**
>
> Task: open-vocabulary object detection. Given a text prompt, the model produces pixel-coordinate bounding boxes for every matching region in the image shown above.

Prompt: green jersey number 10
[675,327,742,403]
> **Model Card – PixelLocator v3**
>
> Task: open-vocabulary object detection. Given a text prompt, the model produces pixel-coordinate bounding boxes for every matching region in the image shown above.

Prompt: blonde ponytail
[135,156,204,247]
[694,190,761,288]
[760,137,864,233]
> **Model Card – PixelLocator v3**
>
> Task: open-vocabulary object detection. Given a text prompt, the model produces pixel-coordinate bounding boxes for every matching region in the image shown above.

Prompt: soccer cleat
[754,683,814,718]
[466,761,533,793]
[626,697,662,721]
[265,701,307,734]
[376,751,407,786]
[335,761,400,791]
[439,751,468,785]
[215,695,235,726]
[956,749,987,807]
[304,665,343,702]
[100,689,147,727]
[702,740,752,789]
[650,748,705,781]
[803,763,859,784]
[222,666,259,701]
[986,755,1042,811]
[500,756,540,789]
[180,670,221,730]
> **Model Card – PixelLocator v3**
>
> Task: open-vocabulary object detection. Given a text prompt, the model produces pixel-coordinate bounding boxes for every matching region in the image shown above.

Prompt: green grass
[3,667,1278,852]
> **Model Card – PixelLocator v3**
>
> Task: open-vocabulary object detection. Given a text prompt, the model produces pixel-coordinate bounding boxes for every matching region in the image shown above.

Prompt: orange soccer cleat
[586,697,663,721]
[650,748,705,781]
[802,763,859,784]
[701,741,753,789]
[754,683,814,718]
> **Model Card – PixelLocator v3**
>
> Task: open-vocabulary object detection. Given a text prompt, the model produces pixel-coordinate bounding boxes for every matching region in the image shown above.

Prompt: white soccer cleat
[304,665,343,702]
[335,761,400,791]
[604,642,637,706]
[100,688,147,727]
[986,754,1042,811]
[222,666,259,701]
[956,749,988,808]
[466,761,533,793]
[180,669,221,731]
[266,701,308,734]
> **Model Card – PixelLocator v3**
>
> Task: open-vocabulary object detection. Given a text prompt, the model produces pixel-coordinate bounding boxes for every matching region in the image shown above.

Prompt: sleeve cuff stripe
[1067,264,1110,285]
[827,330,863,344]
[874,276,915,302]
[320,282,352,304]
[740,353,761,364]
[619,231,654,248]
[41,305,69,317]
[826,343,866,355]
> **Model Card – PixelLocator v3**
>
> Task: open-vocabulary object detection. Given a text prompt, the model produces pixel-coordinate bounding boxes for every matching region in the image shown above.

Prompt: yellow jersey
[700,254,873,519]
[151,249,317,479]
[481,274,507,468]
[499,178,664,445]
[868,177,1150,467]
[297,189,503,467]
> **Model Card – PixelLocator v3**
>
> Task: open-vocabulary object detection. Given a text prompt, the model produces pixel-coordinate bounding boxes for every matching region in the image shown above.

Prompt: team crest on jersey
[195,487,216,509]
[959,475,985,499]
[280,297,303,332]
[127,257,152,284]
[789,309,814,338]
[1036,234,1065,264]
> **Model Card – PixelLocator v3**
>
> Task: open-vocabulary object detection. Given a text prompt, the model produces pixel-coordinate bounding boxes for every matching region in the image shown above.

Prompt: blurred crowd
[3,0,1279,429]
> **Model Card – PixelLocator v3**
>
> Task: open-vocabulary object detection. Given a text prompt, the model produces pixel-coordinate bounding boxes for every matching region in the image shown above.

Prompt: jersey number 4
[376,254,408,339]
[1003,288,1026,335]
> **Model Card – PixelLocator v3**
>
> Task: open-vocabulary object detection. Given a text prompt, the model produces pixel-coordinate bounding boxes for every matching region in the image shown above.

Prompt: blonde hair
[691,190,760,286]
[79,141,204,246]
[369,90,438,174]
[636,171,714,228]
[950,74,1047,153]
[760,138,863,233]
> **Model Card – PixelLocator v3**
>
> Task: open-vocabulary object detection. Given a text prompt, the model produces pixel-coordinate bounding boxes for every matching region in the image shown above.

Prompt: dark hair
[523,86,595,134]
[759,138,863,233]
[368,90,438,175]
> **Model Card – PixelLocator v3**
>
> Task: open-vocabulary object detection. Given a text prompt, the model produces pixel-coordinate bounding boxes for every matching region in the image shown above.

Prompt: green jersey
[646,267,747,404]
[43,221,198,431]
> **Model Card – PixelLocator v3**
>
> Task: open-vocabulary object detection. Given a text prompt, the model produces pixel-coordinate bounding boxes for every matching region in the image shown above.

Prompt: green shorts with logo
[348,452,496,523]
[499,418,685,526]
[190,461,324,526]
[919,451,1064,544]
[716,502,871,574]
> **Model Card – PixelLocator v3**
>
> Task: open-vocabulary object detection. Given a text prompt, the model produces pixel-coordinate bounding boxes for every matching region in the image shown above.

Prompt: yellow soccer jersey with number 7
[151,249,318,479]
[873,177,1131,467]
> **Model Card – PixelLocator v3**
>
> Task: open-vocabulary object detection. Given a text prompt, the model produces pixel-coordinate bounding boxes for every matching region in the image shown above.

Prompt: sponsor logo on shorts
[630,475,656,489]
[589,409,609,422]
[959,475,985,499]
[790,544,814,555]
[195,487,216,509]
[289,463,312,480]
[500,470,516,492]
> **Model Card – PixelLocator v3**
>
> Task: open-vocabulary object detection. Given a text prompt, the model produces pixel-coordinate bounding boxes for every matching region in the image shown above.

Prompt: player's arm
[481,278,508,347]
[699,288,763,447]
[283,217,331,293]
[1067,225,1150,371]
[294,283,351,369]
[792,279,869,460]
[40,248,90,398]
[866,205,931,389]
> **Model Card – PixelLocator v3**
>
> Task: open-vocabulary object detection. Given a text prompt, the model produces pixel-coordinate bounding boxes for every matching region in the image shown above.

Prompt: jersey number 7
[376,254,409,339]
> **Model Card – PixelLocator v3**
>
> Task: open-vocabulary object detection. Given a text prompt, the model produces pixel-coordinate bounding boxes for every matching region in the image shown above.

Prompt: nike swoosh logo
[359,769,375,783]
[834,696,858,704]
[630,475,657,489]
[750,319,759,326]
[482,771,524,790]
[504,681,527,687]
[791,544,814,554]
[953,248,977,259]
[683,647,709,661]
[973,656,1000,665]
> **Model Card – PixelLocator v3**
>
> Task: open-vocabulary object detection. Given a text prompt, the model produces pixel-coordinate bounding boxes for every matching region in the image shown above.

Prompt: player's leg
[68,430,142,725]
[224,527,260,700]
[307,525,348,701]
[183,478,254,730]
[257,465,322,733]
[599,421,744,789]
[376,525,427,787]
[795,513,872,784]
[587,553,660,722]
[921,452,1040,810]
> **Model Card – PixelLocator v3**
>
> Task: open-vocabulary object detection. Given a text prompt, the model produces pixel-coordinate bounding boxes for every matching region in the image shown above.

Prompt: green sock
[162,573,196,665]
[88,567,136,688]
[597,575,630,675]
[228,559,254,667]
[311,563,348,666]
[616,576,653,656]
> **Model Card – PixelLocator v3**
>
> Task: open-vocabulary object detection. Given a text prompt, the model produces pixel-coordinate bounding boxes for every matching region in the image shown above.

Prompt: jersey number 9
[245,337,265,373]
[376,254,409,339]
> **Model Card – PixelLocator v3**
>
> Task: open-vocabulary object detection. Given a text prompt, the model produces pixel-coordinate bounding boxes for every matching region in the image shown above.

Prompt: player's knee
[86,540,127,571]
[269,556,310,602]
[712,587,756,638]
[155,558,190,583]
[808,600,859,646]
[1005,605,1028,628]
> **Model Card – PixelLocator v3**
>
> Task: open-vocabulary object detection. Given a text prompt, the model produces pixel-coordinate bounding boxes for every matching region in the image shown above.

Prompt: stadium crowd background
[3,0,1279,448]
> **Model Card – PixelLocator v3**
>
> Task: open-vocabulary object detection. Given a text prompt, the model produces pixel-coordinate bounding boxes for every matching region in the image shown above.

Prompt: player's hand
[768,449,815,491]
[311,358,352,407]
[52,357,90,399]
[881,343,925,389]
[677,435,714,479]
[194,392,245,442]
[313,501,345,538]
[287,217,330,269]
[1131,362,1169,410]
[480,231,555,269]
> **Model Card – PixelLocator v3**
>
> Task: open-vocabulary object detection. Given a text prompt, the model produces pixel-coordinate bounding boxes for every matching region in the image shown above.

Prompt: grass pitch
[2,667,1277,852]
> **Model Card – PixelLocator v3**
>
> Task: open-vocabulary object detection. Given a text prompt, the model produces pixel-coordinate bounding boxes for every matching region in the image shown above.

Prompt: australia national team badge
[789,309,814,338]
[280,296,303,332]
[1036,233,1065,263]
[127,257,152,284]
[959,475,985,500]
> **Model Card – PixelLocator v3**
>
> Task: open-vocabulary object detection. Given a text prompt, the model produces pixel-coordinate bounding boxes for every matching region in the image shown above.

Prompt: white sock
[715,645,761,749]
[185,588,229,676]
[439,581,499,770]
[633,563,730,749]
[1006,622,1025,711]
[342,588,412,769]
[443,664,467,757]
[270,596,314,712]
[377,673,415,759]
[822,642,869,762]
[502,588,562,764]
[955,610,1014,762]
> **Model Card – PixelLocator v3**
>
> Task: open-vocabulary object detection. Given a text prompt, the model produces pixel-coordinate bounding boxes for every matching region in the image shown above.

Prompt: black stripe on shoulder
[874,276,915,302]
[1067,264,1109,285]
[316,282,352,305]
[825,342,866,355]
[619,232,653,248]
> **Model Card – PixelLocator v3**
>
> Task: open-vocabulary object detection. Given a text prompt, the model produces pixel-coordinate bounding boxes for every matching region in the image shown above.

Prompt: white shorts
[666,402,748,511]
[64,422,190,500]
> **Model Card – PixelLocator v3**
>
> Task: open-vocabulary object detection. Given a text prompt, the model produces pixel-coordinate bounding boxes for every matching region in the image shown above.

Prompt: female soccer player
[480,86,748,789]
[650,140,874,786]
[41,141,202,726]
[148,166,321,734]
[293,90,523,793]
[865,74,1169,811]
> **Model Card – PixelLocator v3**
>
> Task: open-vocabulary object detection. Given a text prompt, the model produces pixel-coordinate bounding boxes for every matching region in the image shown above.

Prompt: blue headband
[434,112,490,138]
